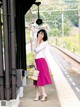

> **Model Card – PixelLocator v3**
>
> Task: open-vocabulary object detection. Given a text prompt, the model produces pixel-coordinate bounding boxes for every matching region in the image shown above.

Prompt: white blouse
[35,42,47,59]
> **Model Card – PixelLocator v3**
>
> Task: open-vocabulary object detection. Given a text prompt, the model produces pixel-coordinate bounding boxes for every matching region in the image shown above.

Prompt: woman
[33,29,52,101]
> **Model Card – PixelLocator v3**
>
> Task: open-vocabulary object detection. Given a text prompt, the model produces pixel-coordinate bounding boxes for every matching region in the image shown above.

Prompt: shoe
[41,95,47,101]
[34,95,41,101]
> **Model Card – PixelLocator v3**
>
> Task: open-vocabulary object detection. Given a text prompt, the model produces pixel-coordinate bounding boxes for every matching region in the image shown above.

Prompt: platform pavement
[19,46,80,107]
[19,78,61,107]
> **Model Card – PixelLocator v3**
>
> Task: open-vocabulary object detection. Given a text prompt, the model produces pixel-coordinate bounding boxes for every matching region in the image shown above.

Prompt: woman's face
[37,31,44,42]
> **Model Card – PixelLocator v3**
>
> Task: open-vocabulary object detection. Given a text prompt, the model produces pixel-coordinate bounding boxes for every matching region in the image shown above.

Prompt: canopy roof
[19,0,36,14]
[0,0,36,14]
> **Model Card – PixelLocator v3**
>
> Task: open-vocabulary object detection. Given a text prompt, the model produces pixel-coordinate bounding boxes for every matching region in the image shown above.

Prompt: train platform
[19,79,61,107]
[19,46,80,107]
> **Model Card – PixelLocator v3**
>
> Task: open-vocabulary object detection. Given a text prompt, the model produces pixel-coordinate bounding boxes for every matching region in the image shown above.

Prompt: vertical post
[62,12,64,37]
[78,2,80,47]
[21,12,26,70]
[62,12,65,47]
[16,0,26,75]
[16,0,21,69]
[2,0,10,100]
[10,0,16,99]
[0,7,4,100]
[30,9,33,52]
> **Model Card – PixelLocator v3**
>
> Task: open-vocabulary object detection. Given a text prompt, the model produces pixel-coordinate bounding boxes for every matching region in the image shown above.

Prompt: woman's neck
[37,40,44,46]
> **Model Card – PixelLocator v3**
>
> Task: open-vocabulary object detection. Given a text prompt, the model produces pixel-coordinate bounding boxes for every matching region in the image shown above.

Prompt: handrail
[52,45,80,64]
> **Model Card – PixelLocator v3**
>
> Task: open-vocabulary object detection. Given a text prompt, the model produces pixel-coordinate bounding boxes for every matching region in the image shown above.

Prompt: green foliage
[71,15,78,27]
[25,0,78,36]
[25,30,31,42]
[64,23,70,35]
[49,22,70,37]
[49,28,55,36]
[50,35,80,56]
[65,10,78,27]
[64,35,80,53]
[27,52,34,65]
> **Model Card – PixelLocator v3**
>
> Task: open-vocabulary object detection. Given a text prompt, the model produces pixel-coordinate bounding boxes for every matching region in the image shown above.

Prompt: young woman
[33,29,52,101]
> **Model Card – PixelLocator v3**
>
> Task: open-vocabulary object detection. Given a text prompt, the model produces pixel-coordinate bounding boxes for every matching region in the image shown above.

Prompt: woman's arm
[36,42,46,53]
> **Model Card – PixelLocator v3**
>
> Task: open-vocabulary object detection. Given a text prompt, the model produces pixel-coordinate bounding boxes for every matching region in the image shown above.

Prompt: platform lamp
[34,2,43,25]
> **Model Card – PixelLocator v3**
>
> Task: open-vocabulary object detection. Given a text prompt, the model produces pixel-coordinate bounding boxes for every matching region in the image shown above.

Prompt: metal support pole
[62,12,64,37]
[61,12,65,47]
[2,0,10,100]
[16,1,22,69]
[0,7,4,100]
[10,0,16,99]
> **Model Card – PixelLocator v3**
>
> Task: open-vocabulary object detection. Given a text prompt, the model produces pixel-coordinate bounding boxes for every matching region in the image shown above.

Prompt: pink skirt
[33,58,52,86]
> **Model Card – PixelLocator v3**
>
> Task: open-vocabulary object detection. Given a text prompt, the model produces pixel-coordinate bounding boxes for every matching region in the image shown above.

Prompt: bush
[49,35,80,56]
[27,52,34,65]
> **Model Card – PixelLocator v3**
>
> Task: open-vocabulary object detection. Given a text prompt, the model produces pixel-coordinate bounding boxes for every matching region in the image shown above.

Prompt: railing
[52,44,80,64]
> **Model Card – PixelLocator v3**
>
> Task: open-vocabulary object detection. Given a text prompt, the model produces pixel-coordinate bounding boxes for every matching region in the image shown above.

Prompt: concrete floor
[19,79,61,107]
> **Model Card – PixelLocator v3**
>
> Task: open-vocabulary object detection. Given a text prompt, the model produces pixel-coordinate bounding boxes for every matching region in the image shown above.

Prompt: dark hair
[37,29,48,41]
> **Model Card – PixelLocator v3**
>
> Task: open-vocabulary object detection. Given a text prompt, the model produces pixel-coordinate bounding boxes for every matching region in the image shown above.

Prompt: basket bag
[27,68,39,81]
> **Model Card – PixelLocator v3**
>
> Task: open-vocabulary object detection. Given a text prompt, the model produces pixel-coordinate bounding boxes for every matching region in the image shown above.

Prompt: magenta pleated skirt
[33,58,52,86]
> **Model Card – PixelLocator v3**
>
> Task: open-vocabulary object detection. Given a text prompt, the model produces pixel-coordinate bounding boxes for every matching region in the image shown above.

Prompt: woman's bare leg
[41,86,47,96]
[34,86,40,101]
[41,86,47,101]
[35,86,40,96]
